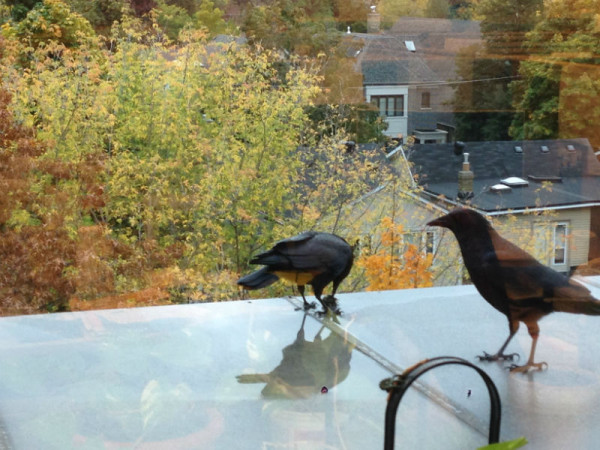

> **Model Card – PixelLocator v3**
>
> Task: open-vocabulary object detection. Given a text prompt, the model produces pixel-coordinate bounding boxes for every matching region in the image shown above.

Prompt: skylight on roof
[491,184,511,192]
[501,177,529,187]
[405,41,416,52]
[514,146,523,153]
[541,145,550,153]
[567,144,576,152]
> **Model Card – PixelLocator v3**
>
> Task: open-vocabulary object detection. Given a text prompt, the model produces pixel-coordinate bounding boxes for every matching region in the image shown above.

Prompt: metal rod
[381,356,501,449]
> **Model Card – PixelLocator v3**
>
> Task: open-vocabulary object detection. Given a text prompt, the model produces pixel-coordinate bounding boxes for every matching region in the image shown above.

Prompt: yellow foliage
[359,217,434,291]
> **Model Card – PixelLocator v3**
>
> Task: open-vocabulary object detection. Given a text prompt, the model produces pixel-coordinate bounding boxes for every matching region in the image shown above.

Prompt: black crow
[236,314,353,398]
[237,231,354,313]
[428,208,600,372]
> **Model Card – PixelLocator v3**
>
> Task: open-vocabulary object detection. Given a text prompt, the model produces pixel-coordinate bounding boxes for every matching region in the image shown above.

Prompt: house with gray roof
[350,17,481,143]
[402,138,600,273]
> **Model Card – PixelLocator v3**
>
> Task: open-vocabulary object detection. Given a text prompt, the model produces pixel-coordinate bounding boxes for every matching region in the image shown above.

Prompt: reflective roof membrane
[1,277,600,449]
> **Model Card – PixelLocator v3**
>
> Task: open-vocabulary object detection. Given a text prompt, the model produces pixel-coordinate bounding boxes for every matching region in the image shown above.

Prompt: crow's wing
[486,230,593,307]
[251,232,350,274]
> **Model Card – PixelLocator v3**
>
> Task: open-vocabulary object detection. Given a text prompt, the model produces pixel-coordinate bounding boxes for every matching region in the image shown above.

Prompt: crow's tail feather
[236,374,270,384]
[237,267,279,290]
[553,297,600,316]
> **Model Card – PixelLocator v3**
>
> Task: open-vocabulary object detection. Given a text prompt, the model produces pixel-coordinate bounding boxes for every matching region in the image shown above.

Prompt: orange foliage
[0,88,183,315]
[69,287,172,311]
[359,217,434,291]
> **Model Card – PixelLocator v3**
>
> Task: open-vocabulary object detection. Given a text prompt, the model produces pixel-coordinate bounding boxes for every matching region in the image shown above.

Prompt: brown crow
[428,208,600,372]
[237,231,354,314]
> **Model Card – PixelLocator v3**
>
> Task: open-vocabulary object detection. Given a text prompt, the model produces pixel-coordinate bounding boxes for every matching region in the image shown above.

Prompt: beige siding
[495,208,591,271]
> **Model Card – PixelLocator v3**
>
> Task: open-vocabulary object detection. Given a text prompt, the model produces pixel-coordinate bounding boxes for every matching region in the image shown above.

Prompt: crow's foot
[509,361,548,373]
[316,307,342,317]
[322,295,338,306]
[295,301,316,311]
[322,295,342,313]
[477,351,520,362]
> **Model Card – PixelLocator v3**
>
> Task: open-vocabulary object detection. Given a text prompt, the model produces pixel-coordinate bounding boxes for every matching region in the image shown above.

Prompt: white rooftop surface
[1,277,600,449]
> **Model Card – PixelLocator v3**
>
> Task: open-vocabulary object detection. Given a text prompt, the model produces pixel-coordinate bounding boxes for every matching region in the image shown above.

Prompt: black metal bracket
[379,356,501,449]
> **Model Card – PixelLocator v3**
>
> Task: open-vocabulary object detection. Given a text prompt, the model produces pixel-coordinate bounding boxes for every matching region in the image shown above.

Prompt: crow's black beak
[427,217,447,227]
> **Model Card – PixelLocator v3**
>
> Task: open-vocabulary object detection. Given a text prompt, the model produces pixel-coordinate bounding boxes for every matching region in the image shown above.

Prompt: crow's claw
[316,307,342,317]
[322,295,338,306]
[295,301,316,311]
[501,352,520,362]
[477,352,520,362]
[509,361,548,373]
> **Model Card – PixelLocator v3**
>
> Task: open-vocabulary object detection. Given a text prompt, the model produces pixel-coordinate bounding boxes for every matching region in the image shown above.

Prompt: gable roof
[361,52,439,85]
[406,139,600,212]
[355,18,482,86]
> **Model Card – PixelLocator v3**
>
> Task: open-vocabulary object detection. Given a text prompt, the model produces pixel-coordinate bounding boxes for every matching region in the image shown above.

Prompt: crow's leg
[314,295,330,316]
[297,285,316,311]
[322,294,341,314]
[311,285,333,316]
[509,326,548,373]
[477,330,520,362]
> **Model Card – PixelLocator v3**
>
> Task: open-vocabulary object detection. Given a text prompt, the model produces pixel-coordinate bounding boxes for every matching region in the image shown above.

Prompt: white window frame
[552,222,569,266]
[403,230,437,256]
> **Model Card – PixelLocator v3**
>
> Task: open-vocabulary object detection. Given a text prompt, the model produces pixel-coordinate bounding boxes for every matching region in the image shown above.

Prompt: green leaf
[478,437,528,450]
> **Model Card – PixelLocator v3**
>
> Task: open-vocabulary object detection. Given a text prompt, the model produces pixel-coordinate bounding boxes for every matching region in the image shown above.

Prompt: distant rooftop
[354,18,482,86]
[2,279,600,448]
[407,138,600,212]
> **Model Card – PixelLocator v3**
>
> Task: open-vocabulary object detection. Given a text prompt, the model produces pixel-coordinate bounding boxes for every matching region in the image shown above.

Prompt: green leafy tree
[193,0,228,37]
[377,0,428,27]
[63,0,125,33]
[242,0,338,56]
[424,0,450,18]
[453,0,542,141]
[4,0,40,21]
[154,0,192,41]
[509,0,600,147]
[332,0,368,32]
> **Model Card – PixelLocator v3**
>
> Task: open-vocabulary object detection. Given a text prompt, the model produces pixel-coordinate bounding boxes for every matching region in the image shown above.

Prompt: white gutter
[484,202,600,216]
[419,189,600,216]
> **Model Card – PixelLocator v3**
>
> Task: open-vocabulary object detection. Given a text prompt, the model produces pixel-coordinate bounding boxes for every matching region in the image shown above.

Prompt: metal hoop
[380,356,501,449]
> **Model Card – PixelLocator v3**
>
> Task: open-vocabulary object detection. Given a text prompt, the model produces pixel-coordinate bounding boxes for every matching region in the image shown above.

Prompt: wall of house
[406,85,456,138]
[364,85,408,138]
[590,206,600,262]
[409,85,454,114]
[494,208,591,272]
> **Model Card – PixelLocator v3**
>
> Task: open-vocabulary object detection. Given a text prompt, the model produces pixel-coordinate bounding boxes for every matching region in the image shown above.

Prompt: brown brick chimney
[458,152,474,200]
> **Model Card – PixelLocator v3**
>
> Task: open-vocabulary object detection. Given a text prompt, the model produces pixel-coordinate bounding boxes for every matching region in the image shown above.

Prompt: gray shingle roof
[357,18,482,85]
[361,57,438,84]
[407,139,600,211]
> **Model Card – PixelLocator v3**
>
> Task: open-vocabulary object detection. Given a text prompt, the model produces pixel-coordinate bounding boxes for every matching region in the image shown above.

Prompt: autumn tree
[2,0,97,49]
[1,9,397,311]
[0,84,117,313]
[359,216,434,290]
[242,0,339,57]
